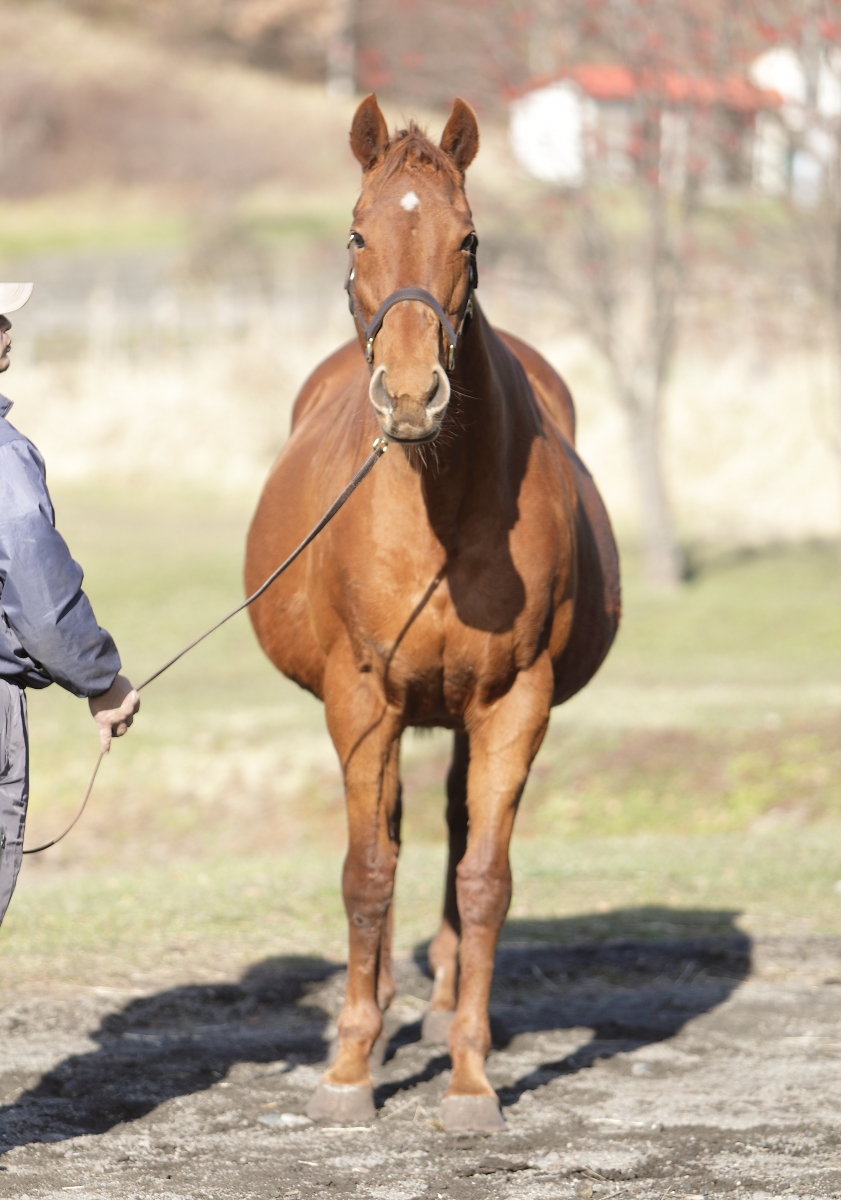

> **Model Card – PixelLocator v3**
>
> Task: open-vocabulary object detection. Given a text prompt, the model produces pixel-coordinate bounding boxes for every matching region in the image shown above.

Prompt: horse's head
[346,95,480,443]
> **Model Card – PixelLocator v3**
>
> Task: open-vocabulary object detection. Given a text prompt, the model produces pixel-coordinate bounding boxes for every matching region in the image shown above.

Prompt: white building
[750,47,841,203]
[509,64,782,194]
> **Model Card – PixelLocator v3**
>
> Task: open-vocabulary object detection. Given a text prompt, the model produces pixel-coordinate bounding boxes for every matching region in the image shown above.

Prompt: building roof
[506,63,781,113]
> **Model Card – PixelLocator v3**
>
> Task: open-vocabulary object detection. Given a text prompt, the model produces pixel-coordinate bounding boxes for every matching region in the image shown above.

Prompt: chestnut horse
[245,95,620,1132]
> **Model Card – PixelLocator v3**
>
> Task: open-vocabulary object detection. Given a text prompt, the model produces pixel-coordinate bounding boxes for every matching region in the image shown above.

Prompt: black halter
[345,249,477,374]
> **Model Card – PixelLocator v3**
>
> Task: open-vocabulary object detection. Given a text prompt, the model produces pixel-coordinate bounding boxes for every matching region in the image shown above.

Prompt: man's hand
[88,674,140,754]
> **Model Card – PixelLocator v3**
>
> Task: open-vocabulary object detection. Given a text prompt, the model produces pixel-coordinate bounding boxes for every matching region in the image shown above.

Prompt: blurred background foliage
[0,0,839,988]
[1,0,837,554]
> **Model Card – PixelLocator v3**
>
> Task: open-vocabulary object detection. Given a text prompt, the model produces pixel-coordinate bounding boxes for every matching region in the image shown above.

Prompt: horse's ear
[440,98,479,173]
[350,94,390,171]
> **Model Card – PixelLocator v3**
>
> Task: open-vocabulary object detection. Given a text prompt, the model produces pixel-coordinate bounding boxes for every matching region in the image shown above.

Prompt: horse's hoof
[421,1008,454,1045]
[305,1082,376,1124]
[440,1094,505,1133]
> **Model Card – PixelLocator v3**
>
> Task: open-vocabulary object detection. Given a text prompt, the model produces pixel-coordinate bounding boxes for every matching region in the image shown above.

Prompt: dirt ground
[1,932,840,1200]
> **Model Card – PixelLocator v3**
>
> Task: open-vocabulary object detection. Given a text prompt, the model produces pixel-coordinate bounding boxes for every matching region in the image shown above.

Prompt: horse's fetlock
[449,1014,491,1060]
[338,1000,382,1048]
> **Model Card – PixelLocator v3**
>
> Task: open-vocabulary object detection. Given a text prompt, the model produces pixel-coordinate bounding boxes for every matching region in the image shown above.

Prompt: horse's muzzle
[368,364,450,442]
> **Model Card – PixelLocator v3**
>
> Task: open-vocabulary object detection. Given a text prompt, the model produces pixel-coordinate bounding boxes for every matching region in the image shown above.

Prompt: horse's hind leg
[423,731,469,1044]
[377,778,402,1011]
[369,780,402,1067]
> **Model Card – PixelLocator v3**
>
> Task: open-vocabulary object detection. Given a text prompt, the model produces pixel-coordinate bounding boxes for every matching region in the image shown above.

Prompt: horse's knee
[342,848,397,927]
[455,854,512,931]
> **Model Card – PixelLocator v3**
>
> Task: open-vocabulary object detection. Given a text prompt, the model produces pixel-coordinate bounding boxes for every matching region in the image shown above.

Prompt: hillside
[0,1,523,257]
[0,2,356,202]
[0,2,836,554]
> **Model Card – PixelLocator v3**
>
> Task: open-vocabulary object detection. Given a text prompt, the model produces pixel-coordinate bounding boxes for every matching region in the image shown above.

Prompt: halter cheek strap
[345,257,476,374]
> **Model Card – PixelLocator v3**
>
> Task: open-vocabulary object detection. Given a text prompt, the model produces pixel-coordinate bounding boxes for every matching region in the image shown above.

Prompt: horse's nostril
[426,377,439,407]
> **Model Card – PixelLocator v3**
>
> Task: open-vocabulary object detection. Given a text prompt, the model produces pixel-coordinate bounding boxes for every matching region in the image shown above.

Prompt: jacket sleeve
[0,439,121,698]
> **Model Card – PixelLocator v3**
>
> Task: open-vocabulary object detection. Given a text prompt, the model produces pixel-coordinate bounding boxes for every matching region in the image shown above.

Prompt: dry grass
[4,829,841,992]
[8,486,837,864]
[0,1,515,208]
[0,487,832,995]
[0,1,358,199]
[2,265,838,547]
[0,0,838,1000]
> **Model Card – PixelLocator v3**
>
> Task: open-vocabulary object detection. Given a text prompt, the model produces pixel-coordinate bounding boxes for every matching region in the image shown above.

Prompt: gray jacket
[0,395,121,697]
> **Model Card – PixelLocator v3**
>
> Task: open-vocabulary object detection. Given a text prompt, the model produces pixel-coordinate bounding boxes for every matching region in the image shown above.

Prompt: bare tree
[765,0,841,540]
[561,143,699,590]
[538,0,767,588]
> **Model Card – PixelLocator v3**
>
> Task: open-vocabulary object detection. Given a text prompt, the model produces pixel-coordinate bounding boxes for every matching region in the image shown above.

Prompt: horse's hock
[244,95,620,1132]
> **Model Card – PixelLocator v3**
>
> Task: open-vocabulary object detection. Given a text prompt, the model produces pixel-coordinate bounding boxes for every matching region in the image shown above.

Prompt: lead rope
[22,438,389,855]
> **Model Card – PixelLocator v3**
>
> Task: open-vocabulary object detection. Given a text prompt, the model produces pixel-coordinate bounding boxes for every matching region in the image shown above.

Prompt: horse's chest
[351,542,554,722]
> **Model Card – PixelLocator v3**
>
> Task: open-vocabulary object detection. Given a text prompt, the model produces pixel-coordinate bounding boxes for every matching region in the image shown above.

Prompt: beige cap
[0,283,33,314]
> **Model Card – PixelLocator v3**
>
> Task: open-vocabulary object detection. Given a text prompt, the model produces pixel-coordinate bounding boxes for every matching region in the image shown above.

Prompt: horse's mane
[375,122,462,187]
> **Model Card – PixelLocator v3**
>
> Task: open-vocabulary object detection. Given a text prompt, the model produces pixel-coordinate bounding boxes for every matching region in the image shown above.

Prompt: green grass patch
[520,718,841,839]
[15,487,841,864]
[613,540,841,686]
[0,484,837,991]
[3,827,840,991]
[0,188,349,263]
[0,191,191,259]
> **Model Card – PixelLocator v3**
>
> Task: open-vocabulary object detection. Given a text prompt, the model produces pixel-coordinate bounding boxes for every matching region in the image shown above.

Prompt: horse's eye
[461,233,478,253]
[349,231,365,249]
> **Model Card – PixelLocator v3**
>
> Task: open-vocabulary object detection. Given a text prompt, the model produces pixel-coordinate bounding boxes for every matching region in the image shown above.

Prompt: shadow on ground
[0,906,750,1150]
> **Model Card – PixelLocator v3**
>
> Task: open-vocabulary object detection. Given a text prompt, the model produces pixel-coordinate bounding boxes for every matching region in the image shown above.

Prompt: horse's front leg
[306,646,402,1124]
[442,653,553,1133]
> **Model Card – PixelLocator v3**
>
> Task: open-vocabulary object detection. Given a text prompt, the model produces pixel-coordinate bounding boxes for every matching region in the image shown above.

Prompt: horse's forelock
[373,122,462,190]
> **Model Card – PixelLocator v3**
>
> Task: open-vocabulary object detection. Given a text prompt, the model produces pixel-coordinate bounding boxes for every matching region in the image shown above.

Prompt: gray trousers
[0,679,28,928]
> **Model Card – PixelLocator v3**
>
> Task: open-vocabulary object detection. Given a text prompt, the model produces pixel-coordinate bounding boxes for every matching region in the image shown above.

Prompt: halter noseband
[345,251,477,374]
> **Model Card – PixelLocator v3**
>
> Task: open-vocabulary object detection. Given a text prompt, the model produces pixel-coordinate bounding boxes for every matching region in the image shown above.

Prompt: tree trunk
[832,323,841,555]
[832,188,841,554]
[626,402,683,589]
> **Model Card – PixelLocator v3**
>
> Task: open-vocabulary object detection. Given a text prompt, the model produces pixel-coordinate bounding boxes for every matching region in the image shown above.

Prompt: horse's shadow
[0,955,342,1153]
[0,906,750,1150]
[373,905,751,1106]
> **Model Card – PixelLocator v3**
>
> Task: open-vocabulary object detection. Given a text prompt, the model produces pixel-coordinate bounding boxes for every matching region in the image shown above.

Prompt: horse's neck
[414,304,525,545]
[447,302,519,460]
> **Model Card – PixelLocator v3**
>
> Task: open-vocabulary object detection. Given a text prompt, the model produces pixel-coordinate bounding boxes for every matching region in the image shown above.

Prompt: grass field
[1,483,840,990]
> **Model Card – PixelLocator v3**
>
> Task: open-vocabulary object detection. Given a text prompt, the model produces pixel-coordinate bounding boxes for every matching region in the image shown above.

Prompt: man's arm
[0,437,139,749]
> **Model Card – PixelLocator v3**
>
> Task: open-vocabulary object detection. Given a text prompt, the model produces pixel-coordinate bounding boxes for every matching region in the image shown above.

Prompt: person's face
[0,316,11,373]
